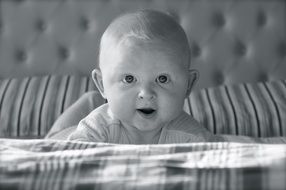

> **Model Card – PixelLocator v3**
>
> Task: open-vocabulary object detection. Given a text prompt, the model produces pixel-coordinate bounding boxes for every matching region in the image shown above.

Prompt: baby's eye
[156,74,170,84]
[123,75,136,83]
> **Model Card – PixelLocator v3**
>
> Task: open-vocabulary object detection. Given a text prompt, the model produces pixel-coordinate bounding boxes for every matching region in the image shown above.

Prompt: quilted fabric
[1,139,286,190]
[185,79,286,137]
[0,0,285,90]
[0,75,96,138]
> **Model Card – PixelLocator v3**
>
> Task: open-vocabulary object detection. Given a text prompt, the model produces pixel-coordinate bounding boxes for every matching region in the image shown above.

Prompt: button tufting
[277,42,286,58]
[58,46,69,60]
[234,40,246,57]
[79,17,90,30]
[191,42,201,57]
[213,71,225,85]
[212,11,225,28]
[35,19,47,32]
[258,73,268,82]
[257,10,266,27]
[15,49,27,62]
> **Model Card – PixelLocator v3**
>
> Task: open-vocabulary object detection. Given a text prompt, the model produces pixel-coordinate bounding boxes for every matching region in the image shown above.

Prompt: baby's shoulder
[166,112,210,135]
[162,113,213,143]
[84,103,119,127]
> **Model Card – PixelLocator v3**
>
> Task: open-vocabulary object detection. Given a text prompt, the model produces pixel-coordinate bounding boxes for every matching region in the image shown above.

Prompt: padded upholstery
[0,75,98,138]
[186,79,286,137]
[0,0,285,90]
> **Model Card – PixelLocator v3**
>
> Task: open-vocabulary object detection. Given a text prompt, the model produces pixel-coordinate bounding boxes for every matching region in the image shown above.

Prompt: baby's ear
[92,69,106,99]
[186,69,199,97]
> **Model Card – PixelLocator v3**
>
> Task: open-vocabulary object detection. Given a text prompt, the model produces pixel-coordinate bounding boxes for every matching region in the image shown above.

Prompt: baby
[68,10,215,144]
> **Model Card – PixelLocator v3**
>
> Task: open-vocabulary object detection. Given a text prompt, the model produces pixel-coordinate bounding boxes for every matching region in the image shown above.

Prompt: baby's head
[93,10,198,131]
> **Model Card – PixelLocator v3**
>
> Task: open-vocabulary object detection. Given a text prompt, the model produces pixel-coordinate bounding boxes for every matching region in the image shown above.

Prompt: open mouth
[137,108,156,117]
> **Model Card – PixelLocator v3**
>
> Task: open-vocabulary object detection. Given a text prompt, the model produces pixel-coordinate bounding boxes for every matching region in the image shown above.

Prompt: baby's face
[96,42,196,132]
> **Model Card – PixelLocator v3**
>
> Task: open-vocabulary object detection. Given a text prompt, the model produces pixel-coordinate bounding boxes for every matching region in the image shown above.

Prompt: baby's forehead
[116,38,187,59]
[118,38,171,53]
[101,40,189,70]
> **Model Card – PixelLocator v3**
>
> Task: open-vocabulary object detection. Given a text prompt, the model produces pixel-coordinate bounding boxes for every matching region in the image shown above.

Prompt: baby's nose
[138,86,156,100]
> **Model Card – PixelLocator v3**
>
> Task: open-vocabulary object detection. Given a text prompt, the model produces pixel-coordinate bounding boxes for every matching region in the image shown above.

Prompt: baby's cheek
[160,98,183,119]
[110,97,135,119]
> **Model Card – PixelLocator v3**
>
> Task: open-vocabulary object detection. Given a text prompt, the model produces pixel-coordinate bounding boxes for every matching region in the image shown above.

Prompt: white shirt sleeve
[67,105,109,142]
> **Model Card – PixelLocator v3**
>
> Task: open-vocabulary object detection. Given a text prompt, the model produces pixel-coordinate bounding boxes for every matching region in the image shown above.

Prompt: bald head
[99,10,191,69]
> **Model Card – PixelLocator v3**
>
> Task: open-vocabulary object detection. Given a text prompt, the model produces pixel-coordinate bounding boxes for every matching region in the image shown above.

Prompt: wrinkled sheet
[0,139,286,190]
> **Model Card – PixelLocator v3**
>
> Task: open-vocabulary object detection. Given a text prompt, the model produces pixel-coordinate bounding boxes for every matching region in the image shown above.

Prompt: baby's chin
[116,114,163,131]
[132,116,171,132]
[132,122,164,132]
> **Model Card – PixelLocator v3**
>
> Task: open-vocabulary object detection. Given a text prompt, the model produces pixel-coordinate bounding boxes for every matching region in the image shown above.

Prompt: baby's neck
[122,123,163,144]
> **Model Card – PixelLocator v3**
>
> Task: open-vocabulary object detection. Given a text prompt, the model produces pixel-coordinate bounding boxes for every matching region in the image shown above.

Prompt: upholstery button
[234,40,246,56]
[35,19,47,32]
[213,72,224,85]
[15,49,27,62]
[277,42,286,57]
[212,11,225,28]
[258,73,268,82]
[58,46,69,60]
[191,42,201,57]
[79,17,90,30]
[257,10,266,27]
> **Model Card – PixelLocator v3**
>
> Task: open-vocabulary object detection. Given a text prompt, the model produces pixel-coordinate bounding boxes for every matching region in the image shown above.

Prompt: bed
[1,0,286,189]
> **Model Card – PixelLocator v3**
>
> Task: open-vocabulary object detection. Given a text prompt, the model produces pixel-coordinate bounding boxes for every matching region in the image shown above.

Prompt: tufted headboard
[0,0,285,90]
[1,0,286,139]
